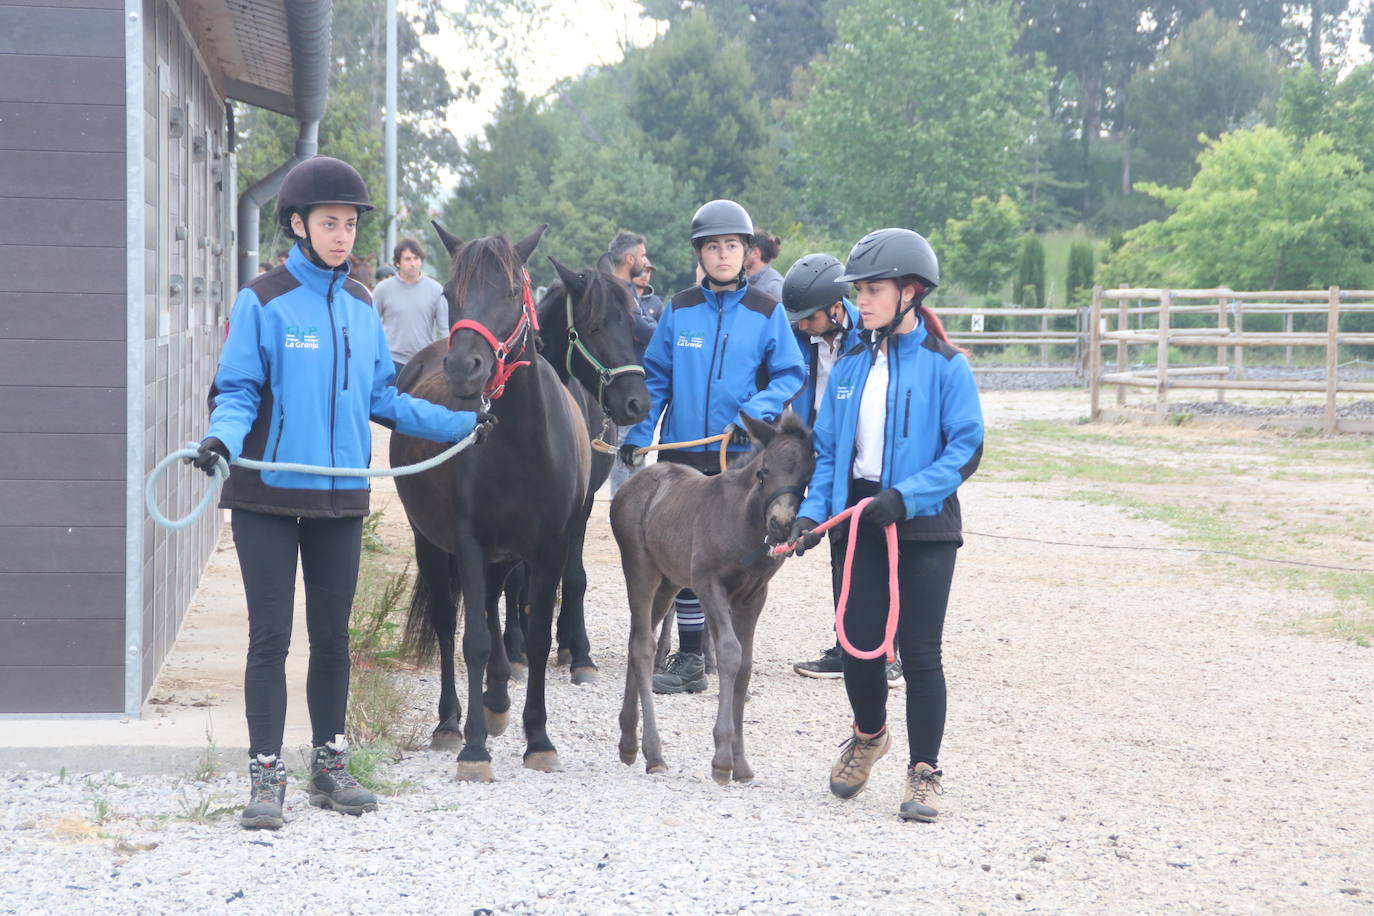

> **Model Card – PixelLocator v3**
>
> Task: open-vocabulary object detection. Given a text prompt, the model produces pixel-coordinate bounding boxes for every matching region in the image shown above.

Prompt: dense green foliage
[1013,235,1047,307]
[937,196,1025,297]
[1065,239,1095,306]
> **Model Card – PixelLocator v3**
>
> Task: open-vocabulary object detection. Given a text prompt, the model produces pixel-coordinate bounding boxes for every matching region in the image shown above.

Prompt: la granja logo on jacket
[676,331,706,350]
[284,324,321,350]
[834,376,857,400]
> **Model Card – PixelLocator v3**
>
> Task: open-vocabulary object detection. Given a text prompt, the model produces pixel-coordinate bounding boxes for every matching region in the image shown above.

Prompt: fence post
[1040,312,1049,365]
[1284,311,1294,368]
[1325,286,1340,435]
[1089,286,1102,421]
[1216,291,1229,404]
[1234,300,1245,379]
[1156,289,1171,422]
[1116,284,1129,406]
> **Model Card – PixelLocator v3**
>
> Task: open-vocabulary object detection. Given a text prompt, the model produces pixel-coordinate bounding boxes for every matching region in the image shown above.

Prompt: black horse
[498,267,647,684]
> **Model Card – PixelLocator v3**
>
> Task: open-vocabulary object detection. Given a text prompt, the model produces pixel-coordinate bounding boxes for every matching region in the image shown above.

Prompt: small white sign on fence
[970,314,984,333]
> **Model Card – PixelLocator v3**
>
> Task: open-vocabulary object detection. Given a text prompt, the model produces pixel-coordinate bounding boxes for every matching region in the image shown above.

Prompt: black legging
[836,481,958,768]
[231,510,363,757]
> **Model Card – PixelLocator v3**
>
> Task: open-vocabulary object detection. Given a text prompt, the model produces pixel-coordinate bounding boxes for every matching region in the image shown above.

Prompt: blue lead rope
[146,431,481,530]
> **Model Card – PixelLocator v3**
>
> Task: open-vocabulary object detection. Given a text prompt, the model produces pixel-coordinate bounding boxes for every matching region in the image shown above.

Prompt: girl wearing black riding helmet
[188,156,494,831]
[791,227,983,821]
[619,199,805,694]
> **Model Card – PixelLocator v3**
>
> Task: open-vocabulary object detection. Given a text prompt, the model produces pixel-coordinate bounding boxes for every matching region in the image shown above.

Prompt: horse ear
[739,413,774,446]
[514,225,548,264]
[548,255,585,299]
[431,221,463,256]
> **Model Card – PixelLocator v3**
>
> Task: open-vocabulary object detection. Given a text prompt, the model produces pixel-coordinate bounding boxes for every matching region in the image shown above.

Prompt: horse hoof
[711,766,732,786]
[455,760,495,782]
[486,708,510,737]
[570,666,598,686]
[733,770,755,785]
[555,648,572,667]
[646,762,668,775]
[524,751,563,773]
[430,730,463,752]
[619,748,636,766]
[509,662,528,682]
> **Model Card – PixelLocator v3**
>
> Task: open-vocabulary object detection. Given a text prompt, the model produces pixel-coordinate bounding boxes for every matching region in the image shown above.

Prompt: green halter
[564,290,645,412]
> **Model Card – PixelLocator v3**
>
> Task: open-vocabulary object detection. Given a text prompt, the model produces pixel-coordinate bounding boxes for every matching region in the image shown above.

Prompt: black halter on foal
[738,462,807,567]
[448,269,539,399]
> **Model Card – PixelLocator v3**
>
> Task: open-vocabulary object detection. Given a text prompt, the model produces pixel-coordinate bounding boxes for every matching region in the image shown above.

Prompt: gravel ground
[3,392,1372,915]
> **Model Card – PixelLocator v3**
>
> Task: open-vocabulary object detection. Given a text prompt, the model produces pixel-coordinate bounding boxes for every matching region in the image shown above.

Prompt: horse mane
[444,234,524,308]
[535,269,621,334]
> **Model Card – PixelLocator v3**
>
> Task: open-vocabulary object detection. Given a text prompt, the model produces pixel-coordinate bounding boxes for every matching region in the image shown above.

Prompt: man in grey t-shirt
[373,237,446,376]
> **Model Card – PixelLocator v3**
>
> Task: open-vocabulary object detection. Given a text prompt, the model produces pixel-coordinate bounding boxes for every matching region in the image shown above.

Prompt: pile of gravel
[972,367,1084,391]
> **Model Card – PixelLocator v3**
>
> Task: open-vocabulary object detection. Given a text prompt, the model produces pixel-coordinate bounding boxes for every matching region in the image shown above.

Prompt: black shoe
[241,754,286,830]
[308,736,378,815]
[793,645,843,679]
[886,659,904,689]
[652,651,707,694]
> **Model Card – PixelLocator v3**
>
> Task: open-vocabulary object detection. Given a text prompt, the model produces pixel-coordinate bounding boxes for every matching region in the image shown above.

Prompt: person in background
[631,263,663,324]
[744,229,784,302]
[258,263,271,275]
[618,200,805,694]
[603,231,658,495]
[372,237,446,377]
[373,264,396,284]
[790,228,982,822]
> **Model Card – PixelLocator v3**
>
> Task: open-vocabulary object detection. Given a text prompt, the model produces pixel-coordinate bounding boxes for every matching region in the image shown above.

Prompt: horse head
[740,412,815,543]
[547,256,649,427]
[434,222,547,400]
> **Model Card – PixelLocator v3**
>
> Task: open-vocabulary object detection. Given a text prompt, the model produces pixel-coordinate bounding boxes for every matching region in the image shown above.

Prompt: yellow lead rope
[591,432,732,474]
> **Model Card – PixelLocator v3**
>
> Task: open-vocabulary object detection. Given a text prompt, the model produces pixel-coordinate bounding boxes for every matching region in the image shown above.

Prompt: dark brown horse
[393,225,631,779]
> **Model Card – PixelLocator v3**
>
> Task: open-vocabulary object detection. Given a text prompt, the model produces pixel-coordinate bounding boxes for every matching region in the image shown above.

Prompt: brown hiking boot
[900,762,943,821]
[828,725,890,799]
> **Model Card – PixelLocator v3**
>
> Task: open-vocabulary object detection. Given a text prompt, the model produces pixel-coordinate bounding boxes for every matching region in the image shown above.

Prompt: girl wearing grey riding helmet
[619,199,806,695]
[188,156,495,831]
[790,227,983,821]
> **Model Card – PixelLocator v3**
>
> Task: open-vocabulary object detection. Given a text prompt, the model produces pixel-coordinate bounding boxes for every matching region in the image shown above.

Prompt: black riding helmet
[690,199,754,248]
[782,254,847,324]
[836,228,939,288]
[276,157,373,270]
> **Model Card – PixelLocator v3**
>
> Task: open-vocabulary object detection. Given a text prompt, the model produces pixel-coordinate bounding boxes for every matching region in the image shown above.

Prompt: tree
[1101,127,1374,289]
[937,195,1024,298]
[790,0,1049,239]
[1066,238,1096,306]
[1128,13,1282,188]
[1013,235,1047,307]
[625,11,767,201]
[1278,63,1374,173]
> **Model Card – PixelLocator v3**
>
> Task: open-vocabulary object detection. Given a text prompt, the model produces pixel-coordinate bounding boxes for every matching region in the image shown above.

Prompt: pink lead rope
[770,497,900,664]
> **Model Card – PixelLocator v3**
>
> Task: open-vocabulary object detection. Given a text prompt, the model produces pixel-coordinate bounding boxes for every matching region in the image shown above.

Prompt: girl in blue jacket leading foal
[187,157,492,831]
[790,228,984,822]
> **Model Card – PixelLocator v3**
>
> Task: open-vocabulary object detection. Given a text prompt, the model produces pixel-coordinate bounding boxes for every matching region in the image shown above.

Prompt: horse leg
[560,510,597,685]
[702,611,717,675]
[503,563,529,681]
[653,605,673,673]
[483,563,514,737]
[454,532,495,781]
[696,577,742,785]
[521,559,563,772]
[639,579,679,773]
[618,567,664,770]
[415,534,462,752]
[728,589,766,784]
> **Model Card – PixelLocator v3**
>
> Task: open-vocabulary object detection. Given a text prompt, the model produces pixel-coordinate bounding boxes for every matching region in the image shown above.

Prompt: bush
[1013,235,1045,307]
[1066,240,1096,306]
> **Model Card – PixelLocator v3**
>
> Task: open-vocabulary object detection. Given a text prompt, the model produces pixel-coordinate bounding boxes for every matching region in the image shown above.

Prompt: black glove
[472,410,498,445]
[619,442,639,468]
[788,517,823,557]
[186,437,228,477]
[860,488,906,527]
[728,424,751,447]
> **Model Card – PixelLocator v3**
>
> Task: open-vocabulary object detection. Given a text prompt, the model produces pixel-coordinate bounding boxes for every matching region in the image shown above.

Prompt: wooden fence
[1088,286,1374,434]
[937,306,1084,371]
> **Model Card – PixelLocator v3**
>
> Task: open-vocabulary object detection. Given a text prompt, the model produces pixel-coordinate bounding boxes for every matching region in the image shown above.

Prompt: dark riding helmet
[690,199,754,248]
[836,228,939,290]
[782,254,847,324]
[276,156,374,230]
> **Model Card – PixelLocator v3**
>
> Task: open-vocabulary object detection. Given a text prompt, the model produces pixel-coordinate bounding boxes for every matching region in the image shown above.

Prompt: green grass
[345,739,415,796]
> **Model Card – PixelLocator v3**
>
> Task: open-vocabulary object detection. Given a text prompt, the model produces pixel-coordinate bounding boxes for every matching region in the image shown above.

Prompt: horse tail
[401,572,438,666]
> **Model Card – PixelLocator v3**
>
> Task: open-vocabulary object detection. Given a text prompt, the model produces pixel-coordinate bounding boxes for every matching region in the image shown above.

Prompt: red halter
[447,269,540,399]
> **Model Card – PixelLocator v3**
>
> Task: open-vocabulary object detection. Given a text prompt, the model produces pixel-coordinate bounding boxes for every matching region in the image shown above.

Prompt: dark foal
[611,413,814,783]
[393,224,600,780]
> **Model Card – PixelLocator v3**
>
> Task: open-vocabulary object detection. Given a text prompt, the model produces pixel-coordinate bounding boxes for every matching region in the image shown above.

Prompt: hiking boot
[829,725,890,799]
[793,645,844,679]
[308,736,378,816]
[900,762,943,822]
[652,651,707,694]
[886,659,904,689]
[241,754,287,830]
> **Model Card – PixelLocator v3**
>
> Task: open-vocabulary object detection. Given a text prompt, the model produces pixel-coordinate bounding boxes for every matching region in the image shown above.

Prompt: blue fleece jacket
[789,298,863,427]
[799,318,984,541]
[623,281,805,453]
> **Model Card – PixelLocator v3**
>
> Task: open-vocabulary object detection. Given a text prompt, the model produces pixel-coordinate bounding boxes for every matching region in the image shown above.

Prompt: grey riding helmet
[836,228,939,289]
[276,156,374,230]
[782,254,847,324]
[690,199,754,247]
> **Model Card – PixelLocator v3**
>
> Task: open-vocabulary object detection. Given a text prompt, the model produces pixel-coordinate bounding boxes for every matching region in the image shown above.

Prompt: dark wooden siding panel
[0,574,123,619]
[0,340,125,386]
[0,433,124,480]
[0,151,124,201]
[0,55,123,106]
[0,526,122,573]
[0,619,124,666]
[0,387,123,434]
[0,245,124,296]
[0,667,122,714]
[0,292,125,340]
[0,481,124,526]
[0,0,123,8]
[0,199,124,249]
[0,102,123,154]
[0,7,123,57]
